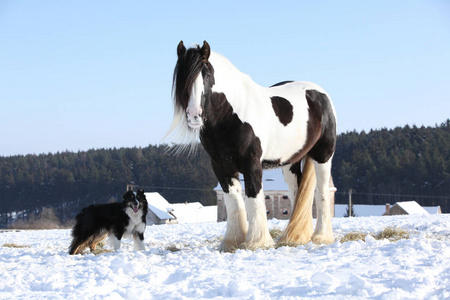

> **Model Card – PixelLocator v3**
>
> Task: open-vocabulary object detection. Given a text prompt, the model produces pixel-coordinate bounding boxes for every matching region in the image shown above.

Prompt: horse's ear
[200,40,210,62]
[177,41,186,58]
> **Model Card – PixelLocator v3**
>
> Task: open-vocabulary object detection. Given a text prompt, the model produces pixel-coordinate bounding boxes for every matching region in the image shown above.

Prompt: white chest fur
[124,207,145,235]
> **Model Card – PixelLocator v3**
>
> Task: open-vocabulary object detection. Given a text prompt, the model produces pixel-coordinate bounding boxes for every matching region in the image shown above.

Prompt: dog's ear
[123,190,133,199]
[137,189,144,194]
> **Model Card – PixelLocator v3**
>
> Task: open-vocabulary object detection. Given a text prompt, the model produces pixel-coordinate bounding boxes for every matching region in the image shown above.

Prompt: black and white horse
[168,41,337,252]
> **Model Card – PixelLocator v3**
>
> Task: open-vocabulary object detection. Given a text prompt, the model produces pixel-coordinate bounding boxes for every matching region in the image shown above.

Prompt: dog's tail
[278,156,316,244]
[69,237,83,255]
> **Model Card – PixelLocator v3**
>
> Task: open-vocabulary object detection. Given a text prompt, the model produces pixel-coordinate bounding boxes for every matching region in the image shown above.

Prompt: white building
[145,192,217,225]
[215,169,336,222]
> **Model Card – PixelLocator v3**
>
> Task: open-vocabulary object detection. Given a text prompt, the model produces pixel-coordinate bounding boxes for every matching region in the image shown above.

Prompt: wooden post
[348,189,353,217]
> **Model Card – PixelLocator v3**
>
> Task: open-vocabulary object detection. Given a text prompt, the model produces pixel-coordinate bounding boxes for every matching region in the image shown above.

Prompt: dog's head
[122,189,148,214]
[136,189,148,211]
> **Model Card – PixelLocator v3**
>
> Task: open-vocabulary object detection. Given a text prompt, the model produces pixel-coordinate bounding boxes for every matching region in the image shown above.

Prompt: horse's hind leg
[278,159,315,245]
[220,177,248,252]
[311,159,334,244]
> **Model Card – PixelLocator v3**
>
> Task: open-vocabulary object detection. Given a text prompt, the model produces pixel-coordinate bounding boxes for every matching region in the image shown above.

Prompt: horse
[168,41,337,252]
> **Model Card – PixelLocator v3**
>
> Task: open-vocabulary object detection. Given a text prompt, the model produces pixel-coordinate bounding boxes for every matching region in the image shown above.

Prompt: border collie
[69,189,148,255]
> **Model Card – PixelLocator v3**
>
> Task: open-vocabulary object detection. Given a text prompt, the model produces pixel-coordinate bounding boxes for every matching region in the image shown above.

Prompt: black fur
[270,81,294,88]
[305,90,337,163]
[200,91,263,198]
[69,189,148,255]
[271,96,294,126]
[173,41,211,111]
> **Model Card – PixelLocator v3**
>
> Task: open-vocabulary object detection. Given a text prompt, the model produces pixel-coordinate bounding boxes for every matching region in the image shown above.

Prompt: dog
[69,189,148,255]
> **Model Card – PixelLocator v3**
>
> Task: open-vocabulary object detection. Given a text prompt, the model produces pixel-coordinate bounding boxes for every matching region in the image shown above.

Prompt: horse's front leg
[220,177,248,252]
[212,160,248,253]
[242,168,274,250]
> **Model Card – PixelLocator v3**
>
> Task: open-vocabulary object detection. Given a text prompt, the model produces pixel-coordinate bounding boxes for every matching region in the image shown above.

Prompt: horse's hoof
[277,235,310,246]
[240,238,275,251]
[311,233,335,245]
[219,240,241,253]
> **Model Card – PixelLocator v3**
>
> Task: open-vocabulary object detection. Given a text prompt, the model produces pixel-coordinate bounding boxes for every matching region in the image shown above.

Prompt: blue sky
[1,1,449,156]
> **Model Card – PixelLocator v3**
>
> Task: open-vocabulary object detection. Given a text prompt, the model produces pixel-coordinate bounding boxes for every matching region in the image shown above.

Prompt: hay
[3,243,30,248]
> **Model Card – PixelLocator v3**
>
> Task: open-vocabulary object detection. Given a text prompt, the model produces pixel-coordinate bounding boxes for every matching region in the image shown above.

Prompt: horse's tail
[278,156,316,245]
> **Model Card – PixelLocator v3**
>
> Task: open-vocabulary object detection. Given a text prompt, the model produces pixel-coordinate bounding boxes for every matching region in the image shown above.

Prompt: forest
[332,120,450,211]
[0,120,449,228]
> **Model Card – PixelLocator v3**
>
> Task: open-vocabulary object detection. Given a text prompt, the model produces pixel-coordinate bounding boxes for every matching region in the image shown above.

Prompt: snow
[335,203,441,218]
[145,192,176,220]
[396,201,429,215]
[171,202,217,224]
[1,214,450,299]
[145,191,217,224]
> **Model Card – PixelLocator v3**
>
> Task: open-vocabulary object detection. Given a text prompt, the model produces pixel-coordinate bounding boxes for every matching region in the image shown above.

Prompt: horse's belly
[260,117,309,166]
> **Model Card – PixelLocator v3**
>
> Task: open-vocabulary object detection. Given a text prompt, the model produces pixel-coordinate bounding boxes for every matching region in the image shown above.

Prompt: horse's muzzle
[186,107,203,129]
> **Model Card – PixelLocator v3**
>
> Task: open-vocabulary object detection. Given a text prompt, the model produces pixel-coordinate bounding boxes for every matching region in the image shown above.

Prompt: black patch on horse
[305,90,337,163]
[271,96,294,126]
[270,81,294,88]
[283,89,336,165]
[262,159,282,169]
[200,92,263,198]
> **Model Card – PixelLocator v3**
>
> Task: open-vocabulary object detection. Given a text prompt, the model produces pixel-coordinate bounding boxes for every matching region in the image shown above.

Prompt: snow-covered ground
[1,214,449,299]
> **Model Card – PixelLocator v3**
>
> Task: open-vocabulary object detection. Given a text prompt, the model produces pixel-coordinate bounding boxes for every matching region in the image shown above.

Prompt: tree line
[0,120,449,228]
[0,145,218,228]
[332,119,450,212]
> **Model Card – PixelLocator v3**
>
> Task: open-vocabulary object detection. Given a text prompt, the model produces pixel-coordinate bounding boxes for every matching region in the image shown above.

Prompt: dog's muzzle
[131,200,140,213]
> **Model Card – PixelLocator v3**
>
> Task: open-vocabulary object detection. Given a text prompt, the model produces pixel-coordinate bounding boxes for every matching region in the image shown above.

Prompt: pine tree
[344,203,357,217]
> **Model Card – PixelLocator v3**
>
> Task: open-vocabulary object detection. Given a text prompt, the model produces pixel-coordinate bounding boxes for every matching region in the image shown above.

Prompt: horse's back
[268,81,329,98]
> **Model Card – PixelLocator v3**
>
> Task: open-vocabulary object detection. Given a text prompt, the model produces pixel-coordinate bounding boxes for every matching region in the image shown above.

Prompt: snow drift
[1,214,449,299]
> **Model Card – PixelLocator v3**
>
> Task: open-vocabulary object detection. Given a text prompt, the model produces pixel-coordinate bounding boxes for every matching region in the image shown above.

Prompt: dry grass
[275,240,301,249]
[270,228,302,249]
[374,227,410,241]
[340,232,369,243]
[91,248,113,255]
[3,243,30,248]
[166,245,182,252]
[270,226,410,246]
[340,227,410,243]
[270,228,283,240]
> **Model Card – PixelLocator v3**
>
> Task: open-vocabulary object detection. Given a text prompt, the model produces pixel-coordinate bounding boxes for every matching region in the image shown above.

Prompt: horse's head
[173,40,215,130]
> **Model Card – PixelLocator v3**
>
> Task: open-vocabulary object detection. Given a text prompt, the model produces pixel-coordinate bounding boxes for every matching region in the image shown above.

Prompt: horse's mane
[166,46,205,155]
[172,45,204,111]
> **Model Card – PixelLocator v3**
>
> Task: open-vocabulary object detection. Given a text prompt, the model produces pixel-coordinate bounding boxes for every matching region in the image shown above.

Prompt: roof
[171,202,217,224]
[215,169,288,191]
[395,201,429,215]
[145,192,175,220]
[335,202,438,218]
[423,206,441,214]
